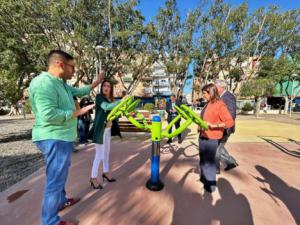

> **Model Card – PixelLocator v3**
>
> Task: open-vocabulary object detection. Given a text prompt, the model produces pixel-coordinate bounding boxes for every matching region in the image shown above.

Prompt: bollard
[146,115,164,191]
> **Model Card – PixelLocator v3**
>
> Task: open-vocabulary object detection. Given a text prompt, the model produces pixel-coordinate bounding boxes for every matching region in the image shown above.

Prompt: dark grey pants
[199,137,218,190]
[168,119,181,141]
[215,134,237,170]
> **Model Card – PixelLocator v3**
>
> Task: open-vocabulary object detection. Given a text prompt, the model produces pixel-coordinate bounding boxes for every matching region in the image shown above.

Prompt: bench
[136,110,151,119]
[118,120,151,132]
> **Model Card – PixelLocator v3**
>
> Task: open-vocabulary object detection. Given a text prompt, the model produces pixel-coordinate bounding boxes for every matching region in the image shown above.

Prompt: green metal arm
[174,105,189,120]
[124,110,150,131]
[161,104,207,139]
[107,96,133,121]
[162,118,193,139]
[135,110,151,129]
[180,105,208,130]
[162,105,190,135]
[127,99,141,113]
[163,114,181,134]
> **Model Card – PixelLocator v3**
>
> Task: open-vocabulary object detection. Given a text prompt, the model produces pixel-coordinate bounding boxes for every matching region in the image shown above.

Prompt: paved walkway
[0,119,299,225]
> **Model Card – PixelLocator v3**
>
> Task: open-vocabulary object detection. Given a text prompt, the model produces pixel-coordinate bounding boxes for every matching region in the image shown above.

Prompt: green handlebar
[161,104,207,138]
[127,99,141,113]
[107,96,133,121]
[124,111,150,131]
[174,105,189,120]
[180,105,208,130]
[163,114,181,134]
[162,118,193,139]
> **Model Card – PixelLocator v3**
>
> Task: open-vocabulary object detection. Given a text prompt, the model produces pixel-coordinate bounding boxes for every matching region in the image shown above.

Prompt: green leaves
[0,0,299,104]
[240,79,275,97]
[0,0,156,101]
[193,0,299,101]
[149,0,198,95]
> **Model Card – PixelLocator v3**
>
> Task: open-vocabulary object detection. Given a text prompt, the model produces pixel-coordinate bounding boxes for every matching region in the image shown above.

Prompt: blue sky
[138,0,300,23]
[137,0,300,94]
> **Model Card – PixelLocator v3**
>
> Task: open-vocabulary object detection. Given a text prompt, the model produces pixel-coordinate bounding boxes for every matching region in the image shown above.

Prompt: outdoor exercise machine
[107,96,208,191]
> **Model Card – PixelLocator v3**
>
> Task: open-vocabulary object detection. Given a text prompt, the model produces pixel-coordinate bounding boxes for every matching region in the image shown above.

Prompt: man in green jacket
[29,50,103,225]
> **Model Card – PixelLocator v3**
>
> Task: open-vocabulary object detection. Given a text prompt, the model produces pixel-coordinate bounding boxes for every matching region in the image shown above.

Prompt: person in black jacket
[215,80,238,172]
[166,94,182,144]
[78,97,93,145]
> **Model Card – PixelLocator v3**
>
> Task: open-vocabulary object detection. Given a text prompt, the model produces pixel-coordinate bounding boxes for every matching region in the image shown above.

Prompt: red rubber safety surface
[0,136,299,225]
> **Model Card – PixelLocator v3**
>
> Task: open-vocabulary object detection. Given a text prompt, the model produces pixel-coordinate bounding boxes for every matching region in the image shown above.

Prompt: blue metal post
[146,115,164,191]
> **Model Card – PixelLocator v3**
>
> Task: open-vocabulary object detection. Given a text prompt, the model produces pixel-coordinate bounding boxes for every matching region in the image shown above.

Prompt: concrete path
[0,120,299,225]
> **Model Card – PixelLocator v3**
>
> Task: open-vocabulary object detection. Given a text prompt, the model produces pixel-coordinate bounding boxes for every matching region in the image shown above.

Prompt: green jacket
[91,95,120,144]
[29,72,90,142]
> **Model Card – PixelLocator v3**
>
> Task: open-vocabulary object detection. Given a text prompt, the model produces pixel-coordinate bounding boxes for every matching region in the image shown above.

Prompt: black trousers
[199,137,218,187]
[167,119,181,140]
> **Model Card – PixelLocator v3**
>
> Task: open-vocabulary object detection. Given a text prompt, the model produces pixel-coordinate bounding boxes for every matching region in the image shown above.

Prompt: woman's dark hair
[202,83,220,103]
[100,80,114,101]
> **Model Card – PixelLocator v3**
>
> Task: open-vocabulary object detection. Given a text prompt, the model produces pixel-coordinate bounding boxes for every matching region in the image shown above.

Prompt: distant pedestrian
[21,98,26,119]
[166,94,182,144]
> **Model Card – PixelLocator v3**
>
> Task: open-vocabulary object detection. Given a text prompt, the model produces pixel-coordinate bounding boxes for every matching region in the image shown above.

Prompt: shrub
[143,103,155,112]
[0,108,9,115]
[242,102,254,112]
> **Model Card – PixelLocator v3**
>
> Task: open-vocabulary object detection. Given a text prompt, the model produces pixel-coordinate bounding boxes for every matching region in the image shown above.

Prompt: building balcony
[142,77,153,81]
[153,87,171,93]
[152,72,167,78]
[153,91,172,96]
[143,88,153,94]
[153,83,169,87]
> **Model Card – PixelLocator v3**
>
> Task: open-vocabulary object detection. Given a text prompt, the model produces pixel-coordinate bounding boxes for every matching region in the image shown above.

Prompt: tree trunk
[254,97,263,117]
[284,96,289,114]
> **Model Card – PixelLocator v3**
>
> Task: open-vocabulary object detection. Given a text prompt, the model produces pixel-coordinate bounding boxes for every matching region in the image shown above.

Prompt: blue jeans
[35,140,73,225]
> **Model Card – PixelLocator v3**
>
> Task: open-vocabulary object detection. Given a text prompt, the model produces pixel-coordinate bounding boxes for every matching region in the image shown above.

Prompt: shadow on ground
[61,140,254,225]
[258,136,300,158]
[255,165,300,225]
[170,174,254,225]
[161,142,254,225]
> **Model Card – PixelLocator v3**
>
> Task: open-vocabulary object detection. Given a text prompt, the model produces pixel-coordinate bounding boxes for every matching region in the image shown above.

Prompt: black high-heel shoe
[102,174,116,182]
[90,178,103,189]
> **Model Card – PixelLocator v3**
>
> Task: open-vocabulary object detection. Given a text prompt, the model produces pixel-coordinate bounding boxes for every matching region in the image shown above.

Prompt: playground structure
[108,96,208,191]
